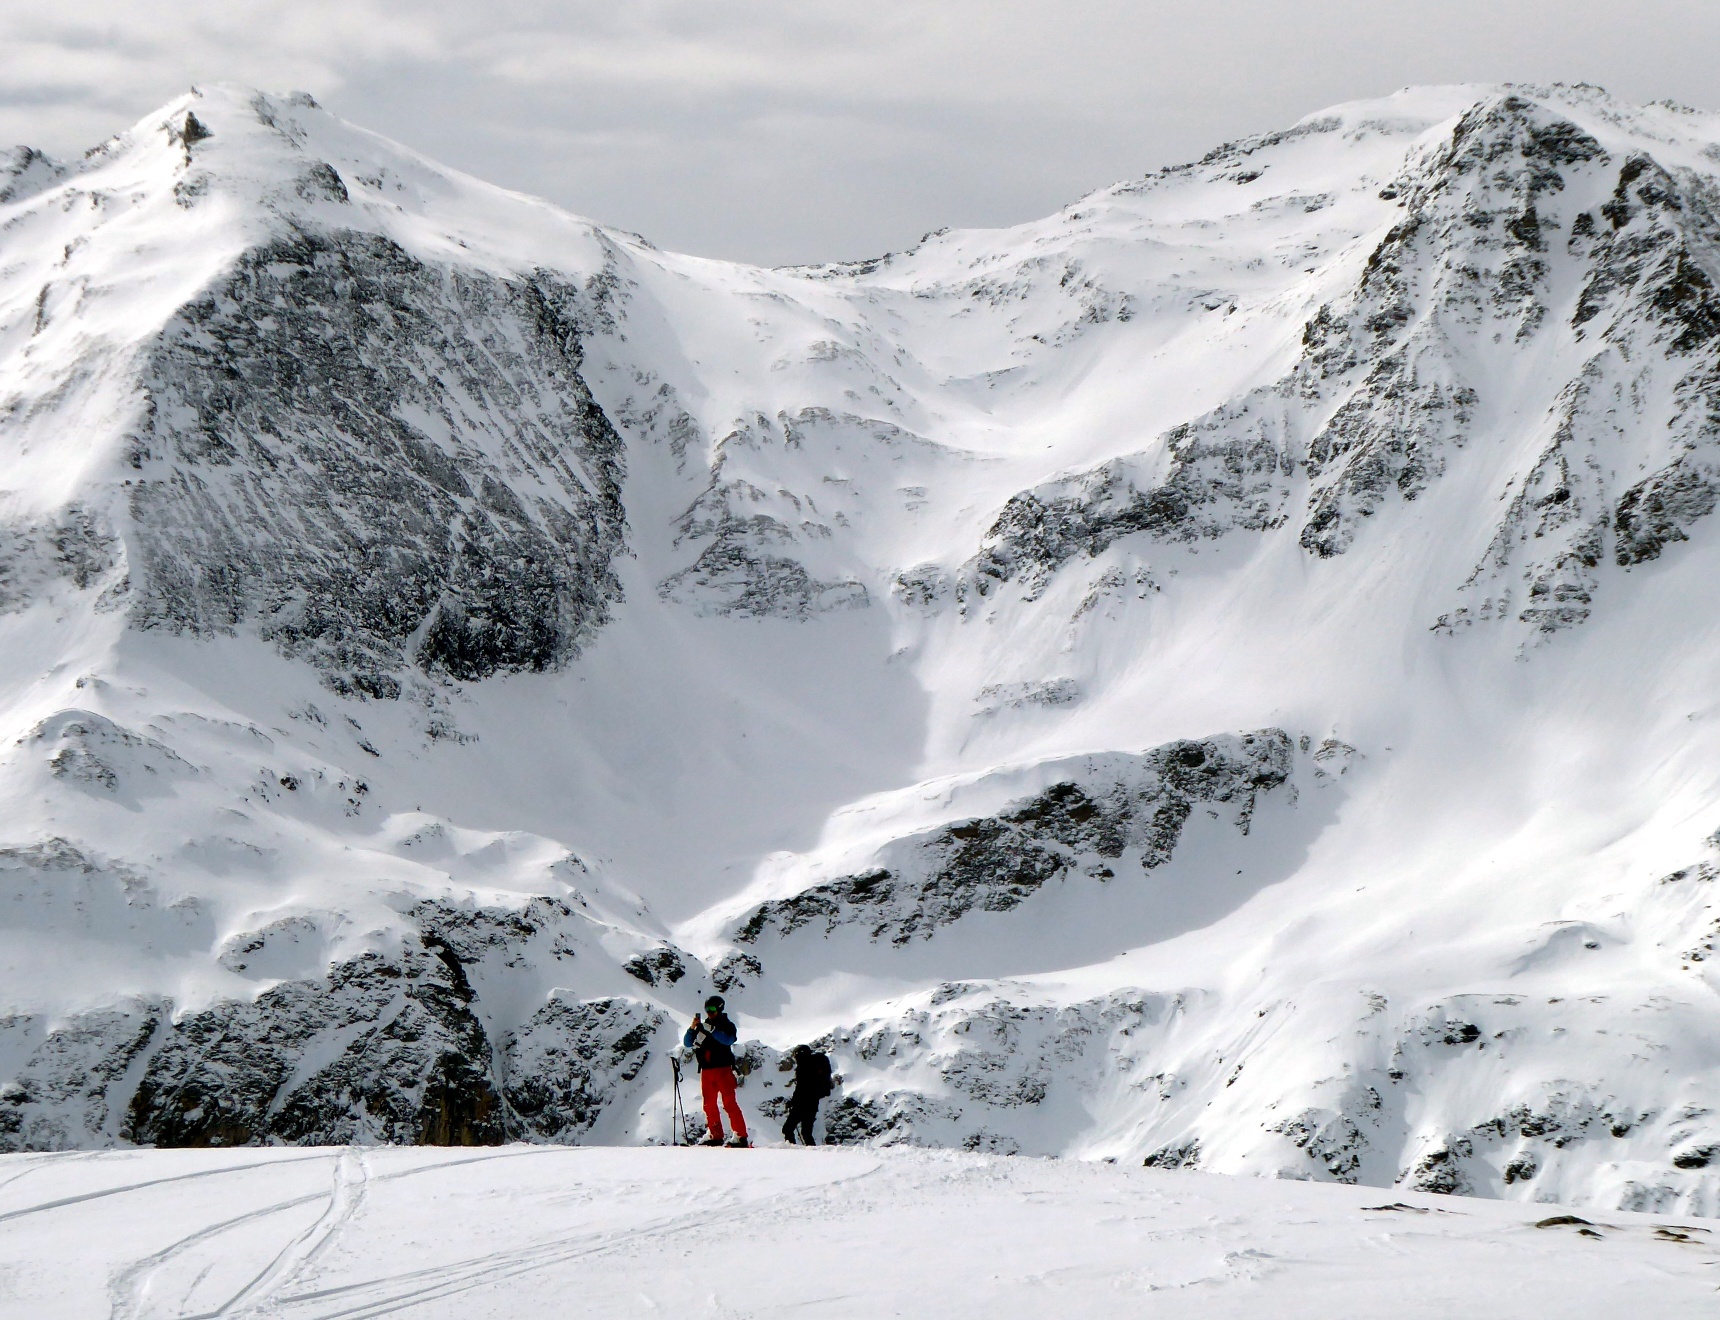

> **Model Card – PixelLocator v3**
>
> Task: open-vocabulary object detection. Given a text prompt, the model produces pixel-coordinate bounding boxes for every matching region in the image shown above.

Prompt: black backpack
[802,1051,834,1099]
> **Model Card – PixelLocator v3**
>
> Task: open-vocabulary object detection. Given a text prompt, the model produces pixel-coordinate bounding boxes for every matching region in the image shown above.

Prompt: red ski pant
[700,1065,747,1141]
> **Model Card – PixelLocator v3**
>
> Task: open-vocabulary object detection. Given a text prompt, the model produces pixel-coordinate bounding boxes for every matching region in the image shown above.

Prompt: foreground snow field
[1,1147,1715,1318]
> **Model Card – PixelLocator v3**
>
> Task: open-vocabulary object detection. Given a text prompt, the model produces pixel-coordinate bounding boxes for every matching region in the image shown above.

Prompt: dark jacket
[792,1050,834,1101]
[684,1012,738,1071]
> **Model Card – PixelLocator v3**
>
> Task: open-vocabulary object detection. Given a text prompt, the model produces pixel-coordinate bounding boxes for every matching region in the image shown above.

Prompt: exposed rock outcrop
[0,897,669,1151]
[735,730,1292,947]
[127,230,627,694]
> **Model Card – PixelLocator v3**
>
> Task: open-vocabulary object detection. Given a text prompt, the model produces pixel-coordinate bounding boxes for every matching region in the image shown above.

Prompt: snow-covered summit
[3,82,1720,1215]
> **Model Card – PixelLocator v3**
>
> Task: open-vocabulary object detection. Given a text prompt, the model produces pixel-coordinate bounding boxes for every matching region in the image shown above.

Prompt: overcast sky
[2,2,1715,266]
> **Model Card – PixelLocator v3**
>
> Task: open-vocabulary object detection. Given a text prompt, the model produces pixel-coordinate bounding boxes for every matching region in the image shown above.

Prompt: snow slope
[3,1145,1716,1319]
[3,81,1720,1213]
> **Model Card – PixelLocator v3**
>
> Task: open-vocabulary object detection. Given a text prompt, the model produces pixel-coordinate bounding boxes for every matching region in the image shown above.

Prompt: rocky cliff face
[734,731,1291,949]
[961,93,1720,649]
[3,82,1720,1218]
[129,230,627,694]
[0,859,674,1151]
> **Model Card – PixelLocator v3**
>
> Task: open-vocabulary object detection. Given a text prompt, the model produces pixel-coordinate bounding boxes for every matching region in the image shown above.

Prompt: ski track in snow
[193,1145,370,1319]
[116,1149,547,1319]
[255,1151,889,1318]
[0,1151,335,1225]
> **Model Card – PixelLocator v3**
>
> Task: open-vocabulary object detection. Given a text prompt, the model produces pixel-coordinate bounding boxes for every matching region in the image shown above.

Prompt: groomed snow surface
[3,1145,1716,1319]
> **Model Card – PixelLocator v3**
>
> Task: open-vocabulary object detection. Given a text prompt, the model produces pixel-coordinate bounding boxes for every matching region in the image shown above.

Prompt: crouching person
[782,1043,834,1145]
[685,995,750,1147]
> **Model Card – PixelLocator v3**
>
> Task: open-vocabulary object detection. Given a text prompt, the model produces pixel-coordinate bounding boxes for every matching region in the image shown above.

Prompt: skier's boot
[725,1135,751,1148]
[698,1133,724,1147]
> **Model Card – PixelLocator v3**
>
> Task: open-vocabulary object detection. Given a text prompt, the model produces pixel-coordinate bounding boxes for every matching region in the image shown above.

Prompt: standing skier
[781,1044,834,1146]
[684,995,750,1147]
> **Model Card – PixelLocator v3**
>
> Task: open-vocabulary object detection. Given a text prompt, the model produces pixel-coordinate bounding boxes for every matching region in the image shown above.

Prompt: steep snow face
[4,82,1720,1214]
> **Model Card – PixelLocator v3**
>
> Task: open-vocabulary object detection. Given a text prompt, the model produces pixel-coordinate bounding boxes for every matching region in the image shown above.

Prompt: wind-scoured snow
[2,81,1720,1218]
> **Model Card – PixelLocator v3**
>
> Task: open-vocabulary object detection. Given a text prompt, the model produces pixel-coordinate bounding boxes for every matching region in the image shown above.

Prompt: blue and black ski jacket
[684,1012,738,1071]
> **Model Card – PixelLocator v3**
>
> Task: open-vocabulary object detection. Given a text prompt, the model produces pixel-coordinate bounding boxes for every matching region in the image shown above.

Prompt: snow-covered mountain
[4,80,1720,1213]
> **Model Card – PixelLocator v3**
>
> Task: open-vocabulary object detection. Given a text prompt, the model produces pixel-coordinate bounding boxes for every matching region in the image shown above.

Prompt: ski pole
[671,1053,684,1147]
